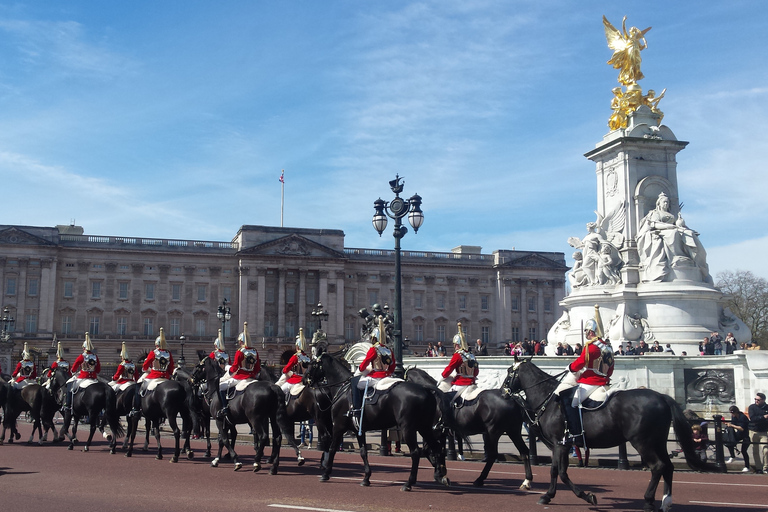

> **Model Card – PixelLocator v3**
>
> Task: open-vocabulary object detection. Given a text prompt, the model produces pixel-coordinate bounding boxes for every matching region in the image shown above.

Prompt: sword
[358,378,369,436]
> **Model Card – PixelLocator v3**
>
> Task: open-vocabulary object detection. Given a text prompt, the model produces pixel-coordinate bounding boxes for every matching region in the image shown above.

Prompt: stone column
[334,271,345,338]
[38,258,57,334]
[255,268,266,336]
[519,282,528,341]
[237,264,251,332]
[278,270,286,338]
[299,270,307,332]
[537,281,545,340]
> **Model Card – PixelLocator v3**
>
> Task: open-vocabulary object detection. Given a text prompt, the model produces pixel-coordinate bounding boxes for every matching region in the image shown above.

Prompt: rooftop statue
[603,15,651,86]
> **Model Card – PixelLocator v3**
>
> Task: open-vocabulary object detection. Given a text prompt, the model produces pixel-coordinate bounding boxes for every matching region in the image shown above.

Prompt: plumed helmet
[155,328,168,350]
[374,316,387,346]
[453,322,468,351]
[237,322,251,348]
[583,319,598,334]
[22,342,32,360]
[120,341,129,361]
[214,329,225,351]
[82,331,94,352]
[296,328,307,352]
[56,338,66,360]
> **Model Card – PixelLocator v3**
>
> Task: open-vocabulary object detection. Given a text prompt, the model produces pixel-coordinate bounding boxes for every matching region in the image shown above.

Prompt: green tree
[716,270,768,348]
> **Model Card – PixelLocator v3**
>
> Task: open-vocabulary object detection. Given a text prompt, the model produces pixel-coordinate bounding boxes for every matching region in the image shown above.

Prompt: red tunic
[112,361,138,384]
[441,352,478,386]
[71,352,101,379]
[359,345,395,379]
[568,339,613,386]
[12,361,37,383]
[229,348,260,380]
[282,352,307,384]
[142,349,174,379]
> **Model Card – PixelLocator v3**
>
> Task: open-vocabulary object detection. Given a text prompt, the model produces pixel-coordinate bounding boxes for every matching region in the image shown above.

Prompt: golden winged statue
[603,15,651,86]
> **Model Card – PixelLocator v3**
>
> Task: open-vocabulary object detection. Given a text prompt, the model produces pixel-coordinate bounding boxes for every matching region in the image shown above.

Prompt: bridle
[305,356,352,411]
[502,361,567,427]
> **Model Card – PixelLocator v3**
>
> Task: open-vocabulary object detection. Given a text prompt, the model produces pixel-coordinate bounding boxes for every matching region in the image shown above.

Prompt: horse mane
[404,367,439,389]
[320,352,353,379]
[196,349,208,362]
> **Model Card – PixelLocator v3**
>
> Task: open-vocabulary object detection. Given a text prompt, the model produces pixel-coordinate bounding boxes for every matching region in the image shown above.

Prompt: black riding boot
[129,383,142,417]
[65,382,74,414]
[347,376,363,430]
[216,388,229,420]
[558,391,583,446]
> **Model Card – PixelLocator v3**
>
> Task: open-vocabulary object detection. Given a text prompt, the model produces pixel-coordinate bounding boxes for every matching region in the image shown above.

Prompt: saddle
[360,377,404,407]
[560,387,617,446]
[140,377,167,396]
[72,378,99,394]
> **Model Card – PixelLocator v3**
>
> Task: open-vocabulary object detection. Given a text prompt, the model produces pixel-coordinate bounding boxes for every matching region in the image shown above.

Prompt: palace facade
[0,223,567,371]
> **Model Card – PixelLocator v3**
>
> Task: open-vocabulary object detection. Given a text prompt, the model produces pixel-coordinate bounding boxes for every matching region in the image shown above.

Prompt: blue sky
[1,1,766,279]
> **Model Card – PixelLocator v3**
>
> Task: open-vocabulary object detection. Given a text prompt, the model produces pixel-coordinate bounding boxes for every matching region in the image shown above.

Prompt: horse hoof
[472,479,484,487]
[519,481,532,491]
[82,446,89,452]
[586,493,598,506]
[441,477,451,486]
[211,458,219,467]
[361,480,371,487]
[170,457,178,463]
[205,451,211,458]
[253,462,261,472]
[319,475,329,482]
[14,432,21,441]
[234,462,243,471]
[125,452,132,458]
[187,451,194,460]
[156,455,163,460]
[538,496,552,505]
[110,448,116,455]
[297,456,305,466]
[68,445,74,451]
[400,484,412,492]
[269,467,278,476]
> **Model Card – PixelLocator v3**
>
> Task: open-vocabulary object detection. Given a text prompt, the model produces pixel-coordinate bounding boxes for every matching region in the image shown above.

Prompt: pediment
[498,253,568,271]
[0,227,55,246]
[238,234,345,259]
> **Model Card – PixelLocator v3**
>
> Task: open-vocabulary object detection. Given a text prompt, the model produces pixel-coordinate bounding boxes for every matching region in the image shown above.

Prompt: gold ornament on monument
[603,16,665,130]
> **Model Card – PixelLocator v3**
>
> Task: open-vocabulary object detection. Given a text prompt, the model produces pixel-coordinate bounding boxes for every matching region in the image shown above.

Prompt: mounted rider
[217,322,260,419]
[278,328,310,395]
[209,329,230,371]
[11,342,37,389]
[438,322,478,400]
[46,336,70,379]
[132,328,174,416]
[110,341,138,391]
[553,305,614,444]
[349,315,396,430]
[67,332,101,411]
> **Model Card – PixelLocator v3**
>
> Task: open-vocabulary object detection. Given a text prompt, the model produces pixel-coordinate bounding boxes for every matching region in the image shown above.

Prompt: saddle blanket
[234,378,259,392]
[372,376,404,391]
[289,382,305,396]
[77,378,99,390]
[145,378,167,392]
[111,381,136,392]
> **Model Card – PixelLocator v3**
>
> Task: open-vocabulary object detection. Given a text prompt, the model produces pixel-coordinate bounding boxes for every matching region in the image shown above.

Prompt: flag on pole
[279,169,284,183]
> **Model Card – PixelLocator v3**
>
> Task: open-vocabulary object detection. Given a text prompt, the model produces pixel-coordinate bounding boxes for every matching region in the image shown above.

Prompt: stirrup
[216,407,229,420]
[128,408,140,418]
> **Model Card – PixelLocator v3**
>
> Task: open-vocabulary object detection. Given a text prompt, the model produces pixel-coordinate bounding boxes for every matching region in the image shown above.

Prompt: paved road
[2,422,767,512]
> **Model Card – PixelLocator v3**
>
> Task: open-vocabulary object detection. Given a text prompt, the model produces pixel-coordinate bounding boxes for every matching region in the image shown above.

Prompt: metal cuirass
[57,360,70,370]
[372,345,393,371]
[153,349,170,372]
[294,353,311,376]
[122,362,135,378]
[214,350,229,367]
[21,360,34,376]
[84,353,98,369]
[241,348,259,371]
[456,351,477,378]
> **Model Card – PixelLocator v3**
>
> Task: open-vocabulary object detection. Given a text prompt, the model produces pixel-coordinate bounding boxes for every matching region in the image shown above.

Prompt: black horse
[1,379,59,444]
[193,355,302,473]
[305,352,450,491]
[124,373,195,462]
[404,367,533,489]
[48,367,124,453]
[502,358,714,512]
[99,381,141,454]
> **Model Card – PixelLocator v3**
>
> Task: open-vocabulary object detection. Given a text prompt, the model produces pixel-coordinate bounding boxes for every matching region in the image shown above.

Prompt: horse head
[305,352,351,388]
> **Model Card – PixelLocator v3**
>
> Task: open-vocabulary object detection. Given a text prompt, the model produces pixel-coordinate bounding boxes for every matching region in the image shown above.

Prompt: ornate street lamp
[179,333,186,368]
[1,306,14,344]
[372,175,424,377]
[311,302,329,331]
[216,300,232,348]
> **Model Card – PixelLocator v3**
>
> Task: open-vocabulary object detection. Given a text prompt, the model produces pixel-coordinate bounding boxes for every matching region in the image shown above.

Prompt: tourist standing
[748,392,768,473]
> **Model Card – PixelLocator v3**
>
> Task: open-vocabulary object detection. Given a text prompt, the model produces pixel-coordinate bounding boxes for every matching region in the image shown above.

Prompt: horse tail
[665,395,716,472]
[105,386,125,439]
[183,383,198,435]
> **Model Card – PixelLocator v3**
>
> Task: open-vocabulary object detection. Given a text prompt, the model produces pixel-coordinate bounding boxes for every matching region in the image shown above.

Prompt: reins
[504,366,568,426]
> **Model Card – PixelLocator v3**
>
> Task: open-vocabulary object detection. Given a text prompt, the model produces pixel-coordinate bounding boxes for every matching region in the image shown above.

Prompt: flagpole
[281,169,285,227]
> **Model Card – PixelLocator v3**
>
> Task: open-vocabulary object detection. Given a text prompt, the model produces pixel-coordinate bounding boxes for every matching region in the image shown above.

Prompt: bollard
[618,442,629,470]
[713,415,727,472]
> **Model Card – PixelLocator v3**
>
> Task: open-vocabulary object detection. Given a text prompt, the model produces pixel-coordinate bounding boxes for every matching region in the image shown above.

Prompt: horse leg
[545,443,597,506]
[83,412,99,452]
[27,416,41,444]
[509,430,533,490]
[205,420,211,458]
[268,421,282,475]
[637,441,672,512]
[357,432,373,487]
[319,426,345,482]
[212,419,238,468]
[167,415,181,463]
[473,433,500,487]
[401,429,421,492]
[143,417,151,451]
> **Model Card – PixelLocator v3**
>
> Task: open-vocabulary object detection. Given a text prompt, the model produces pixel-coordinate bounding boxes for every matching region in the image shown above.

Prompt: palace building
[0,223,567,370]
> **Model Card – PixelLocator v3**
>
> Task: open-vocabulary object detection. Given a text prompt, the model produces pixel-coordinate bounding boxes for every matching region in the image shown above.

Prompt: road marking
[689,501,768,508]
[677,480,768,488]
[269,506,360,512]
